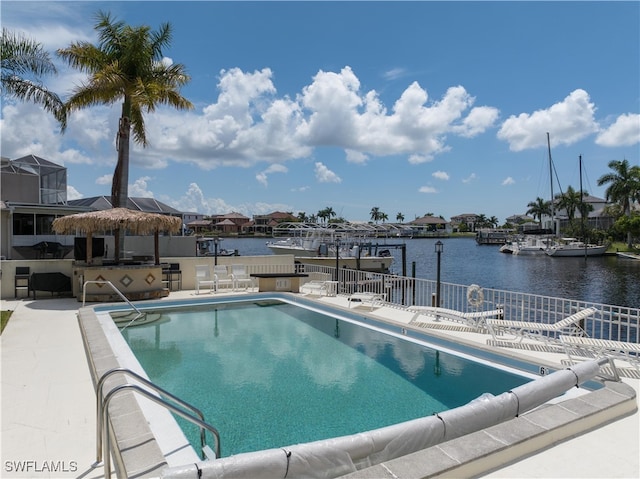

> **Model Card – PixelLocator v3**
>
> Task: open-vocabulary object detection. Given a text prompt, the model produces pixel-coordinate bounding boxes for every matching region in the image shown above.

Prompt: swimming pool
[118,297,536,457]
[81,293,630,478]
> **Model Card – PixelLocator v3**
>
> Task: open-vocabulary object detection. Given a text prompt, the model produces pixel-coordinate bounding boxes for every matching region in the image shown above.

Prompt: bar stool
[15,266,30,298]
[169,263,182,290]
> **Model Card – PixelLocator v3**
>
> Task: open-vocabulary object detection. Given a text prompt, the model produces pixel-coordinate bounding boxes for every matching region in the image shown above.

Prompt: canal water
[218,236,640,309]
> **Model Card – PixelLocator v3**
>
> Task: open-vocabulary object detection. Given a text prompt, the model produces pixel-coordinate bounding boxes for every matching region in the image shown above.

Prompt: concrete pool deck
[1,291,638,478]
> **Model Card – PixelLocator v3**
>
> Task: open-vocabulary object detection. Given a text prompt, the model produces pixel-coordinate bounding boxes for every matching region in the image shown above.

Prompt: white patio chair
[485,307,598,344]
[231,264,254,291]
[214,265,234,291]
[195,265,215,295]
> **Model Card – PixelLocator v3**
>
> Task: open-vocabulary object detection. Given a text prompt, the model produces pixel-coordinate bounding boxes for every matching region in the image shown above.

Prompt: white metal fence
[297,263,640,343]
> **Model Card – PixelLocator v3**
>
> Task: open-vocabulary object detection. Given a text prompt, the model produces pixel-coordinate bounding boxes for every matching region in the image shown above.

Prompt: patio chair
[195,265,215,295]
[408,306,503,331]
[231,264,254,291]
[560,335,640,372]
[214,265,234,291]
[486,307,598,344]
[348,292,385,310]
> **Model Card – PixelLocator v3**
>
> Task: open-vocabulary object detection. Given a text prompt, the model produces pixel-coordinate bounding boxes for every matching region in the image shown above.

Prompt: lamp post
[213,237,219,265]
[435,240,443,307]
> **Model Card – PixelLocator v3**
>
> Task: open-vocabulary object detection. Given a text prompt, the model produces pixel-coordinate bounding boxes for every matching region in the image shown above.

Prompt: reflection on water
[223,237,640,308]
[123,301,528,456]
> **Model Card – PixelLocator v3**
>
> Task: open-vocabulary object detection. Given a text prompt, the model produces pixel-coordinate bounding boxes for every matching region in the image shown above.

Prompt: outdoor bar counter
[73,262,169,302]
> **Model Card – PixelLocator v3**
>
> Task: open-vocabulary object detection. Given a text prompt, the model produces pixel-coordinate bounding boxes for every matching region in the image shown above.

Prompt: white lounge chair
[409,306,504,331]
[231,264,254,291]
[348,292,385,310]
[195,265,215,295]
[300,280,332,296]
[560,335,640,371]
[214,265,234,291]
[486,307,598,344]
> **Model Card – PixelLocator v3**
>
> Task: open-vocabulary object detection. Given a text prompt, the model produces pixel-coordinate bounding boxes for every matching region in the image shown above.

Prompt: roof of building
[410,215,448,225]
[68,196,181,215]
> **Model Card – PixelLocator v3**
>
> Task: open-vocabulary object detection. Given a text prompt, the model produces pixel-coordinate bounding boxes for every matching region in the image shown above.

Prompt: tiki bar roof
[52,207,182,236]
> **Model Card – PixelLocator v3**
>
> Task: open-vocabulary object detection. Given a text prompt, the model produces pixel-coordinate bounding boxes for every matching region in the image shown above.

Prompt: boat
[546,155,608,258]
[475,229,510,245]
[510,235,557,255]
[266,222,394,273]
[545,238,608,257]
[196,237,238,257]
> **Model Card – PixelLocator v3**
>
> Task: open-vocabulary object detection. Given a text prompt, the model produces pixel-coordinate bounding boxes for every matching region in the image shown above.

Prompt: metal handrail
[101,384,221,478]
[82,280,143,330]
[96,368,219,465]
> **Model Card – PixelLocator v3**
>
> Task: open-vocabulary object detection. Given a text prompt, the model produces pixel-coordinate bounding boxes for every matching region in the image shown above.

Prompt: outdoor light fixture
[435,240,443,307]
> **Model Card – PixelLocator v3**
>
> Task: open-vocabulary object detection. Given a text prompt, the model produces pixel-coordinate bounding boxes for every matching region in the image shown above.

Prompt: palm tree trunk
[111,115,131,263]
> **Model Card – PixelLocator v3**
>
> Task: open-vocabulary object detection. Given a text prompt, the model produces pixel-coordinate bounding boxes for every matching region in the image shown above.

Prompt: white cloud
[502,177,515,186]
[596,113,640,147]
[497,89,599,151]
[129,176,154,198]
[67,185,83,200]
[345,149,369,164]
[314,162,342,183]
[408,154,433,164]
[96,174,112,185]
[256,163,288,186]
[462,173,477,184]
[383,68,407,81]
[418,186,437,194]
[432,171,450,180]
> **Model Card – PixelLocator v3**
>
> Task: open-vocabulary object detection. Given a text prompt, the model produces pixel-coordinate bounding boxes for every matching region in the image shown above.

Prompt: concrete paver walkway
[1,298,105,479]
[1,293,638,478]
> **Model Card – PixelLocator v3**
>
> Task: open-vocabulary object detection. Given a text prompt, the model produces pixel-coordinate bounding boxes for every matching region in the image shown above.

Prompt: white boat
[545,238,608,257]
[512,235,556,255]
[267,223,394,273]
[196,237,238,257]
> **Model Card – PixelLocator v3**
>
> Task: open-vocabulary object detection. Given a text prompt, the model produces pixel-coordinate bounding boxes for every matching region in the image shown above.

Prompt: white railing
[296,263,640,344]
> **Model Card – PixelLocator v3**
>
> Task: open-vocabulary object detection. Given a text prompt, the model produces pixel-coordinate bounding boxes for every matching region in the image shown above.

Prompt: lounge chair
[300,280,333,296]
[409,306,504,331]
[214,265,234,291]
[486,307,598,344]
[231,264,254,291]
[560,335,640,371]
[195,265,215,295]
[348,292,385,310]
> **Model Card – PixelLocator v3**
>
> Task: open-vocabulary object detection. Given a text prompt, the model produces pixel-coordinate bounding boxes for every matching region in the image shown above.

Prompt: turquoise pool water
[120,299,531,457]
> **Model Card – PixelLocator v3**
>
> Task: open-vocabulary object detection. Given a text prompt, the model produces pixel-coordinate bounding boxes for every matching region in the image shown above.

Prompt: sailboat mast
[579,154,587,259]
[547,132,555,234]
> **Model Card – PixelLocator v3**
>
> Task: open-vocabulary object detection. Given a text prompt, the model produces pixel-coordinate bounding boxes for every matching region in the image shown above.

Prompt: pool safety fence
[297,263,640,344]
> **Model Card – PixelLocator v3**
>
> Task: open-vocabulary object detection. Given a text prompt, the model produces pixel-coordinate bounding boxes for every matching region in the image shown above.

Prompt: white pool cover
[160,360,601,478]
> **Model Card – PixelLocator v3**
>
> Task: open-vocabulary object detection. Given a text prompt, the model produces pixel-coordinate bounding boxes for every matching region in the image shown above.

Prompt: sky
[1,1,639,224]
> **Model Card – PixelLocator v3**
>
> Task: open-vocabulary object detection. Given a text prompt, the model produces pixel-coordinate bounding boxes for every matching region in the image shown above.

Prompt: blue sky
[2,1,639,223]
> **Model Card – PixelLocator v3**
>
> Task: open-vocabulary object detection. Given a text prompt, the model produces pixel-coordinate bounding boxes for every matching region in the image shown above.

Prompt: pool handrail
[96,367,221,475]
[83,280,144,330]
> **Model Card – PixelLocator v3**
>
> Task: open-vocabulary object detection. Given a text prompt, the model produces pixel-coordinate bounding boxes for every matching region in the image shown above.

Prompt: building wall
[1,172,39,203]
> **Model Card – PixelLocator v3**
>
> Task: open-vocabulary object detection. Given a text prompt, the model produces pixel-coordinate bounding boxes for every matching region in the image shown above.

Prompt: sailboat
[506,133,558,255]
[546,154,608,257]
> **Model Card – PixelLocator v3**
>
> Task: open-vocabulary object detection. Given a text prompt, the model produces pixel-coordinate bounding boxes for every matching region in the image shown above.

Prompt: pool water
[121,300,530,457]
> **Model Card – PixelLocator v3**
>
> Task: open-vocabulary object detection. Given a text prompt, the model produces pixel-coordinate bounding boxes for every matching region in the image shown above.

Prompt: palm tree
[1,28,66,126]
[370,207,381,223]
[396,212,404,223]
[526,197,552,227]
[598,159,640,247]
[555,186,584,223]
[58,11,193,261]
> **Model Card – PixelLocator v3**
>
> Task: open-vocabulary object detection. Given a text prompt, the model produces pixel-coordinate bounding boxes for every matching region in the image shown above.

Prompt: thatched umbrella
[52,207,182,264]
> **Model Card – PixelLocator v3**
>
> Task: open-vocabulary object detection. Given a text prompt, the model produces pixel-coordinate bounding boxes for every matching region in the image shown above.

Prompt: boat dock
[617,251,640,260]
